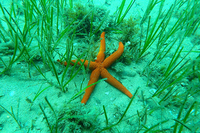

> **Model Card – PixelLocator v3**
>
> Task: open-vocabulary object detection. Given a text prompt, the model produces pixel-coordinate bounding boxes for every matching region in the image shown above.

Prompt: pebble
[149,88,156,94]
[105,92,109,95]
[9,91,15,97]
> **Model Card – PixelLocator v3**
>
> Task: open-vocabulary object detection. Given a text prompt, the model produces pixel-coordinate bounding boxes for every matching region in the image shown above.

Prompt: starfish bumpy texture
[58,32,133,104]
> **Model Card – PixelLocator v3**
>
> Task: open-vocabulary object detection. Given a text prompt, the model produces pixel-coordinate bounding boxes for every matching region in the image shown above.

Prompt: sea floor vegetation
[0,0,200,132]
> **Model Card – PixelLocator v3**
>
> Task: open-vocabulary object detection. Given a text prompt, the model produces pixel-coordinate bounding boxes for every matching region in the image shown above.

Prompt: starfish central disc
[98,63,104,71]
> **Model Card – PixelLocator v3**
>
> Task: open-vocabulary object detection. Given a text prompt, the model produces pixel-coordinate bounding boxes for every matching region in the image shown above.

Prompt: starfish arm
[81,68,101,104]
[103,42,124,68]
[57,59,97,70]
[78,59,97,70]
[96,32,105,63]
[100,68,133,98]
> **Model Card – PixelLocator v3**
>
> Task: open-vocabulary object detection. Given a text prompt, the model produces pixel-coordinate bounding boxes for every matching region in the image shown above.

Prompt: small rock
[149,88,157,94]
[105,92,109,95]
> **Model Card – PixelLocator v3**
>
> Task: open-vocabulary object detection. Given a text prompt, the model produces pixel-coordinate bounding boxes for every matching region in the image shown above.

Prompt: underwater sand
[0,0,200,132]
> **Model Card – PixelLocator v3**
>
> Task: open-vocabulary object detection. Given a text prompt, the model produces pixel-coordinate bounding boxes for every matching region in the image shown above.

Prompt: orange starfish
[58,32,133,104]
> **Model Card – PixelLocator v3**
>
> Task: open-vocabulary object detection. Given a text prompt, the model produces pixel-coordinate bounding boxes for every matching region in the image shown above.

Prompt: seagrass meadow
[0,0,200,132]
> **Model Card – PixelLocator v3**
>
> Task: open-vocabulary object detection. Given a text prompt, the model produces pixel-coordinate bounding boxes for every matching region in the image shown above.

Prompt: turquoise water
[0,0,199,132]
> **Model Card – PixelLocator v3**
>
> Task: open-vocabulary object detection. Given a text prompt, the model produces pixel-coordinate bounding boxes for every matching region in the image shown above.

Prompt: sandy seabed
[0,0,200,132]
